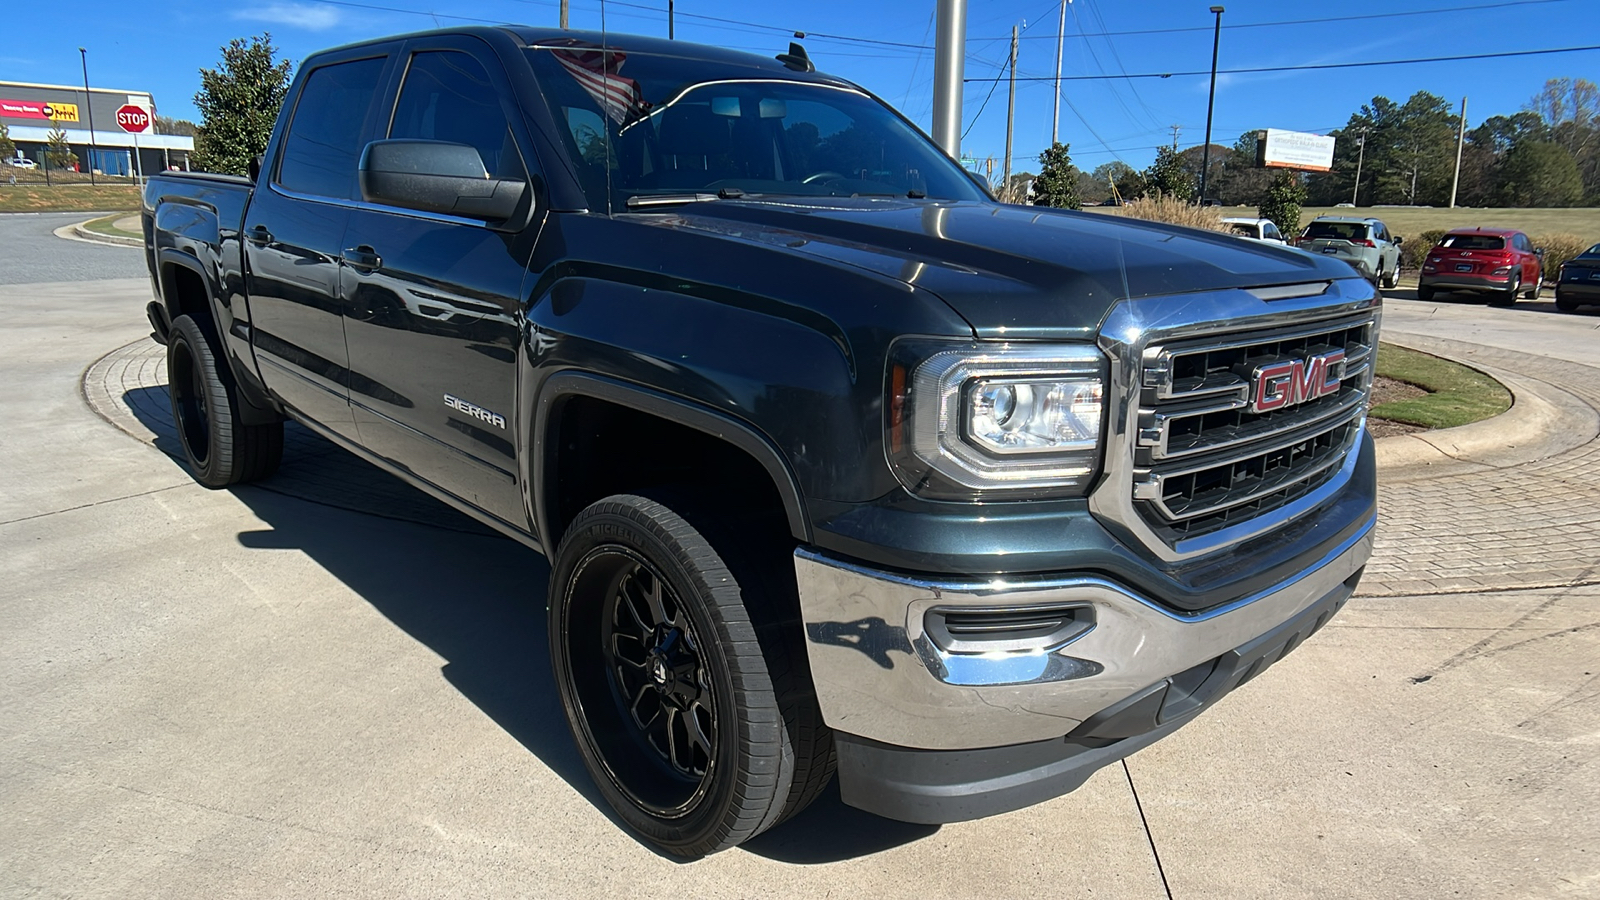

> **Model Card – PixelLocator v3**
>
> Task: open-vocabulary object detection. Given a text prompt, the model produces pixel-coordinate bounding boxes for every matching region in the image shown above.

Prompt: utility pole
[78,47,96,185]
[931,0,968,157]
[559,0,568,28]
[1198,6,1224,204]
[1003,24,1018,201]
[1449,95,1467,208]
[1051,0,1069,145]
[668,0,674,39]
[1351,129,1366,206]
[1169,124,1182,151]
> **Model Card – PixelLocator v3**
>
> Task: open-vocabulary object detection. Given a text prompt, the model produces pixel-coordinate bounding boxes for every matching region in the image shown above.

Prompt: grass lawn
[1084,204,1600,244]
[0,185,142,213]
[81,212,142,240]
[1370,343,1511,429]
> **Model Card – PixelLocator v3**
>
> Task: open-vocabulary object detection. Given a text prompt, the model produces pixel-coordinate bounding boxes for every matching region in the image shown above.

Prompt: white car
[1222,216,1287,244]
[5,157,37,169]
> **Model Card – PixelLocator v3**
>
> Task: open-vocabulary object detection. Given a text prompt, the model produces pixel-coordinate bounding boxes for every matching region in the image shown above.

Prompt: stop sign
[116,104,150,133]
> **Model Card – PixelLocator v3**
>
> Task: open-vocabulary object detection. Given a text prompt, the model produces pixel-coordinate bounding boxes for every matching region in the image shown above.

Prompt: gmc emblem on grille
[1249,349,1346,413]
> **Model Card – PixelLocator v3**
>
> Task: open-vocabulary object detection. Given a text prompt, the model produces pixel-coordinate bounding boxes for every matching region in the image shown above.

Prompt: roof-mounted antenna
[777,41,814,72]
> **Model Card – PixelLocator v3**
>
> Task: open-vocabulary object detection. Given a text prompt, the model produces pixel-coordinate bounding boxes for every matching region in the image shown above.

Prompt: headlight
[888,343,1106,497]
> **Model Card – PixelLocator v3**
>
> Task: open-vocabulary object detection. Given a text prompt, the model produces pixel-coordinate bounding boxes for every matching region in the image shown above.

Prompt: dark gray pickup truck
[142,26,1378,856]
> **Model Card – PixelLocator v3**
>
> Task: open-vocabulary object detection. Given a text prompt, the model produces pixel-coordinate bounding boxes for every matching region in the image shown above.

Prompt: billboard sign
[1255,128,1336,172]
[0,98,80,123]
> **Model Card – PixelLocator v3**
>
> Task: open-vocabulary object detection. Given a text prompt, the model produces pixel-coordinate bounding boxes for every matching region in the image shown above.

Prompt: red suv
[1417,227,1544,306]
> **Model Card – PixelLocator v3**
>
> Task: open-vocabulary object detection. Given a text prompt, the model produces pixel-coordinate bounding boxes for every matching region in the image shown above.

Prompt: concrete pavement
[2,220,1596,897]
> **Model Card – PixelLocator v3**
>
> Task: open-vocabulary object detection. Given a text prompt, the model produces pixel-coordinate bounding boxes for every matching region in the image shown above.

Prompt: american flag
[551,46,651,125]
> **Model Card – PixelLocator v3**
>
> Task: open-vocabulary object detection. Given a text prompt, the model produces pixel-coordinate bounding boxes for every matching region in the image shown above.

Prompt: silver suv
[1297,216,1403,288]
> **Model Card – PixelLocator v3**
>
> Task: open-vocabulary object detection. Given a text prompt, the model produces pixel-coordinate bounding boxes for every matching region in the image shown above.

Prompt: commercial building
[1,80,194,175]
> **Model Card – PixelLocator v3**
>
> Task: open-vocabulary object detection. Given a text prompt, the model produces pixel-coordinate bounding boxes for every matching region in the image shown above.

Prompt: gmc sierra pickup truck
[143,27,1379,857]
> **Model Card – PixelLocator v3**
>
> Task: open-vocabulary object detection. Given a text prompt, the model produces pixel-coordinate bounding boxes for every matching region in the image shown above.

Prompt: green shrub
[1402,229,1448,271]
[1531,232,1591,279]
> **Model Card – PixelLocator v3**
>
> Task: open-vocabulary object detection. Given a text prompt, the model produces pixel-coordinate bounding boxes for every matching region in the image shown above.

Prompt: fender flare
[532,371,811,546]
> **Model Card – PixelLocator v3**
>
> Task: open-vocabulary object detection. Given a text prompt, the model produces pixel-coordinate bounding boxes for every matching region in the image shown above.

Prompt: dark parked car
[141,27,1379,857]
[1555,243,1600,312]
[1417,227,1544,306]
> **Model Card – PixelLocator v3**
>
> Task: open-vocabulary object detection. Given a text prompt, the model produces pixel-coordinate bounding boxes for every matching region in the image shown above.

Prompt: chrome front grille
[1132,314,1374,539]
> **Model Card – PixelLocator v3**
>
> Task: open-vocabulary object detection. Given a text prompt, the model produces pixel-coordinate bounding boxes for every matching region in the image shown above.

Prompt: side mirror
[1535,247,1546,256]
[359,140,527,223]
[965,168,996,200]
[1394,235,1404,245]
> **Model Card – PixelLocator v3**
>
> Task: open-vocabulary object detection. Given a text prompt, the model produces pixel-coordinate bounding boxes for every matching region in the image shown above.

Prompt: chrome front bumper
[794,517,1374,751]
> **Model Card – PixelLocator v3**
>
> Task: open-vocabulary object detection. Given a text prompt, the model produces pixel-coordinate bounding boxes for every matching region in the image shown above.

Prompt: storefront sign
[0,99,80,122]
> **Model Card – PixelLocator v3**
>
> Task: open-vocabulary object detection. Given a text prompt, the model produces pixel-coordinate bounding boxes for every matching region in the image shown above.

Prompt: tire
[1417,284,1435,302]
[549,494,833,857]
[166,314,283,488]
[1381,258,1399,290]
[1555,290,1578,312]
[1525,267,1542,300]
[1490,274,1519,307]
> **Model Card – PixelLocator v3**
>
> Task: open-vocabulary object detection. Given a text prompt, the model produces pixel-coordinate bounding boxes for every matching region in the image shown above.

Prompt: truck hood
[658,199,1356,339]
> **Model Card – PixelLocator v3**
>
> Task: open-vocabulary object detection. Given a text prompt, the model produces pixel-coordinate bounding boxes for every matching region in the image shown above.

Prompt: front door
[340,39,541,527]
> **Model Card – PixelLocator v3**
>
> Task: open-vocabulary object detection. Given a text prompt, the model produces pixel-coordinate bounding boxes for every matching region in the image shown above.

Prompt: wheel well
[546,396,798,557]
[162,263,214,339]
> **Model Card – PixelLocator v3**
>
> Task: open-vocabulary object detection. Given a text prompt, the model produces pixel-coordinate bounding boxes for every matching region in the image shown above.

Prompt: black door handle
[245,224,273,246]
[342,245,381,273]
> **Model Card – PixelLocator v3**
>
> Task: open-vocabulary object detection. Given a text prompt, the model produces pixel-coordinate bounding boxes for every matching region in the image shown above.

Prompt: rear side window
[1229,223,1256,237]
[277,57,386,200]
[1302,221,1368,242]
[389,50,527,183]
[1439,234,1504,251]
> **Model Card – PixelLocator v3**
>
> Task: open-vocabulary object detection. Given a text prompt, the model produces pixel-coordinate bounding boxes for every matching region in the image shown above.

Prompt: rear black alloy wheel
[550,494,832,856]
[166,314,283,488]
[1526,267,1542,300]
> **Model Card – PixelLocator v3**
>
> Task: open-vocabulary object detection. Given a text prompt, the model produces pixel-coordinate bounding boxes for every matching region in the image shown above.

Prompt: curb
[1373,333,1600,482]
[67,220,142,247]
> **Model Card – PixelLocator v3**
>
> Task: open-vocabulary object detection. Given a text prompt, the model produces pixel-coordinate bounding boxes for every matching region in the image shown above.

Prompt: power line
[975,0,1579,43]
[966,44,1600,82]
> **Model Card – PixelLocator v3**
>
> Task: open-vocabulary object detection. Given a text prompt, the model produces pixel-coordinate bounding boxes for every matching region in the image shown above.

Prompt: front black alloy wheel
[549,494,833,856]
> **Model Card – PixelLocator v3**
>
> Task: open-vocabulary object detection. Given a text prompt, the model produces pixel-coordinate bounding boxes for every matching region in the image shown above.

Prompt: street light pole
[1051,0,1069,145]
[1352,130,1366,206]
[930,0,968,157]
[78,47,97,186]
[1198,5,1223,204]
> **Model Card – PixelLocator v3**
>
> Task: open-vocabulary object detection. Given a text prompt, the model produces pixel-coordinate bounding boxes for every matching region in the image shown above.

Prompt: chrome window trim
[1091,278,1381,563]
[269,181,501,229]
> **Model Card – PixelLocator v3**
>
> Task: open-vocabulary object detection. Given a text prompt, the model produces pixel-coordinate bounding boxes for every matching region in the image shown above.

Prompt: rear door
[339,36,542,527]
[245,47,395,439]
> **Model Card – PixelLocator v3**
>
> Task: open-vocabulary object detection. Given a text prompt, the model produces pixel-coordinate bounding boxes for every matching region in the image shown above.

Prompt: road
[1,214,1595,899]
[0,212,144,285]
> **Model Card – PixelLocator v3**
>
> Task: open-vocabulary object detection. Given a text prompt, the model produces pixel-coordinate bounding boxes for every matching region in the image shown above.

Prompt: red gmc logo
[1249,349,1346,413]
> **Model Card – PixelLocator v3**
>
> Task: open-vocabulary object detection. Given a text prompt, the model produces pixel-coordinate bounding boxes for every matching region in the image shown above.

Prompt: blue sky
[3,0,1597,172]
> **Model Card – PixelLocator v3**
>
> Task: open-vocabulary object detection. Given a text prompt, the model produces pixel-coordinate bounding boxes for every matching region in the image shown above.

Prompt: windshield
[1302,221,1369,242]
[1439,234,1504,251]
[527,44,986,211]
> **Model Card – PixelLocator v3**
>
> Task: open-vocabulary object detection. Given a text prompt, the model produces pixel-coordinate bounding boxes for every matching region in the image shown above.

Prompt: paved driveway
[1,218,1595,898]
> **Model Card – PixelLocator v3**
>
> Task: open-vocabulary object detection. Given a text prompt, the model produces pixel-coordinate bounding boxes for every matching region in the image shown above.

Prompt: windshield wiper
[625,193,721,209]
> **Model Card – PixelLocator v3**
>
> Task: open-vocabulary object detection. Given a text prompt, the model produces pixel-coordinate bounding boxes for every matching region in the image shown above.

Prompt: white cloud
[234,2,341,31]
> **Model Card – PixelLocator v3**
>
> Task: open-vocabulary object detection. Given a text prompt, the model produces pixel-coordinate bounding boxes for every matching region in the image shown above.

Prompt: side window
[389,50,527,183]
[1516,234,1531,252]
[1265,223,1281,240]
[277,57,386,200]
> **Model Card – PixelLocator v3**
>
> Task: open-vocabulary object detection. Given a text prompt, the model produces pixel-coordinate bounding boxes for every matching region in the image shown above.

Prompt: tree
[1031,142,1081,209]
[1176,143,1227,200]
[44,126,77,170]
[0,122,14,160]
[1495,141,1583,206]
[192,33,294,176]
[1143,146,1193,201]
[154,115,198,137]
[1210,131,1273,206]
[1258,169,1305,236]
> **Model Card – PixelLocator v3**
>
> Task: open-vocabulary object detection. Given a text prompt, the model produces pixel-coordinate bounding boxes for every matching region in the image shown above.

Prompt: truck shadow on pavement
[122,387,937,863]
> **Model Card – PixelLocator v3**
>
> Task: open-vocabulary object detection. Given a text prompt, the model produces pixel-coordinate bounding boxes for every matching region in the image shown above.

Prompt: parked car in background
[1417,227,1543,306]
[5,157,37,169]
[1555,242,1600,312]
[1296,216,1403,288]
[1223,216,1287,244]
